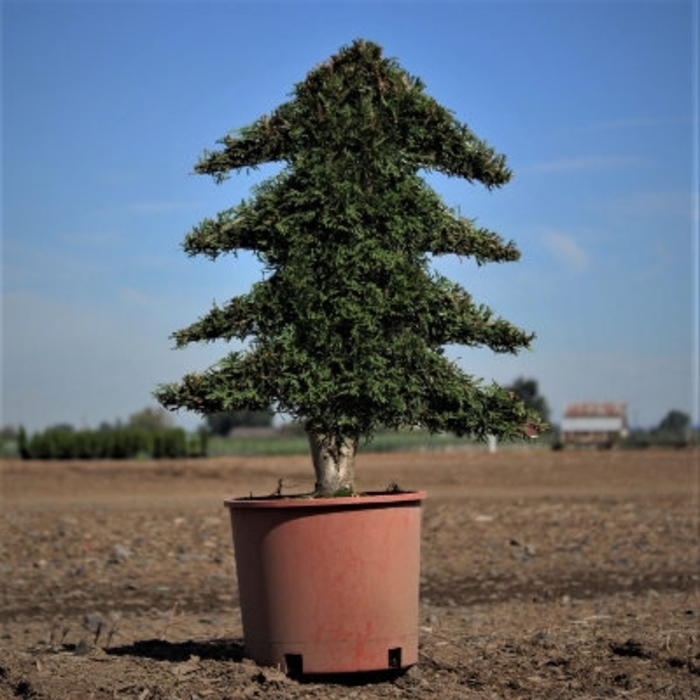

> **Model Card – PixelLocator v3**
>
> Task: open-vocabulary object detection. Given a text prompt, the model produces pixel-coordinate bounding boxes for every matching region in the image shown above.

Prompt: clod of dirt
[74,638,92,656]
[609,639,650,658]
[252,666,290,687]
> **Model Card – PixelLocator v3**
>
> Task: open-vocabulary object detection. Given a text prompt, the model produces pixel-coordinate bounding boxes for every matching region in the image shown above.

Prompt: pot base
[225,491,425,675]
[252,636,414,677]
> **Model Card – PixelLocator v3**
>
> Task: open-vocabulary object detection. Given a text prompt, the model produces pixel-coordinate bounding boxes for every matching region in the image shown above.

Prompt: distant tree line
[622,409,695,448]
[204,409,274,436]
[4,394,693,458]
[16,424,207,460]
[15,407,208,460]
[9,407,277,460]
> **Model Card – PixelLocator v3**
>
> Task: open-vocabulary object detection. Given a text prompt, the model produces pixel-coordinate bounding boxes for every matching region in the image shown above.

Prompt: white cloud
[119,287,161,307]
[542,231,590,272]
[57,230,122,247]
[531,155,643,174]
[564,117,680,133]
[124,201,199,214]
[603,190,697,222]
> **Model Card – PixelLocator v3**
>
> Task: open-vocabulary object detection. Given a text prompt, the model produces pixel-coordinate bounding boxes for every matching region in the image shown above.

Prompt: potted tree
[155,39,543,677]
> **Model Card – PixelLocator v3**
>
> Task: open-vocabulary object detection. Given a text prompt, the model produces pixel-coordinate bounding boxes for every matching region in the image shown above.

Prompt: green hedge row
[18,426,208,460]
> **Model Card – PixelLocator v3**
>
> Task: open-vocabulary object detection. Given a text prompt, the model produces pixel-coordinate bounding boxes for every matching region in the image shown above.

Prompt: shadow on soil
[290,669,408,686]
[106,638,245,662]
[105,638,409,686]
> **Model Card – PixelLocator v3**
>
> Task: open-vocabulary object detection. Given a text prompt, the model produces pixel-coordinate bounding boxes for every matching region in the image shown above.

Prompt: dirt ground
[1,448,698,699]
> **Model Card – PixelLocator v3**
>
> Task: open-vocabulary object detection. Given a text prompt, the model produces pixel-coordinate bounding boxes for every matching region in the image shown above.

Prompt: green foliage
[1,425,18,441]
[504,377,550,425]
[128,406,174,431]
[657,409,690,433]
[626,409,695,448]
[620,428,696,449]
[19,425,197,460]
[155,39,545,454]
[152,428,187,459]
[205,409,274,436]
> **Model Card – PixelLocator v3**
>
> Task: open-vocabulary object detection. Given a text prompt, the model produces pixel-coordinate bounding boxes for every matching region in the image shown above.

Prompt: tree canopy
[505,377,550,424]
[128,406,174,431]
[657,410,690,433]
[155,39,544,482]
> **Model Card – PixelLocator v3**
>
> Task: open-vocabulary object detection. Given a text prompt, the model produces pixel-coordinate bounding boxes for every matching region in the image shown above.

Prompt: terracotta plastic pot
[224,491,425,676]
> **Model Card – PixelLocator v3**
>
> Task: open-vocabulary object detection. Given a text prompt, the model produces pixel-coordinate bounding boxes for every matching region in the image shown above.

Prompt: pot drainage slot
[388,647,402,669]
[285,653,303,678]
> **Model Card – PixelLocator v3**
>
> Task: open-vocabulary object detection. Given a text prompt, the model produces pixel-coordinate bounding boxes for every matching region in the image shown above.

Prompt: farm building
[560,402,629,449]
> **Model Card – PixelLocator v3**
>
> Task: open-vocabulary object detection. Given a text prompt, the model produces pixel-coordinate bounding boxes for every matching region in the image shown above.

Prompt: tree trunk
[307,431,358,496]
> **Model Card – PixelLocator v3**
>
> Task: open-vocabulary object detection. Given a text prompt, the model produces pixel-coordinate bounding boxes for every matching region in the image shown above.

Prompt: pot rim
[224,490,426,510]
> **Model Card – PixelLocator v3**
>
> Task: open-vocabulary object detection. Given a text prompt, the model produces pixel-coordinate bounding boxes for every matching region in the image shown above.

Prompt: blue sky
[2,0,698,433]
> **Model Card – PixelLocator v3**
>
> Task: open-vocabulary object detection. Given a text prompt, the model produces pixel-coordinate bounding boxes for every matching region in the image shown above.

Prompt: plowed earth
[1,448,698,699]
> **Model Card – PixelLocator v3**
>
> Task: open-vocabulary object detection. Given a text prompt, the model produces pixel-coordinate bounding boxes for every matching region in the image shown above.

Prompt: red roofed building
[560,402,628,449]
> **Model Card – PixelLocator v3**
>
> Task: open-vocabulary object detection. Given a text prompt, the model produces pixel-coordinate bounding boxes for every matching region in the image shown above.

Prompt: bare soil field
[1,448,698,699]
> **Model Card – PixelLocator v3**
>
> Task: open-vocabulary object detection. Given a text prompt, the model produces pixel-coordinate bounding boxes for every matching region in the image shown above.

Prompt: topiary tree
[155,39,544,495]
